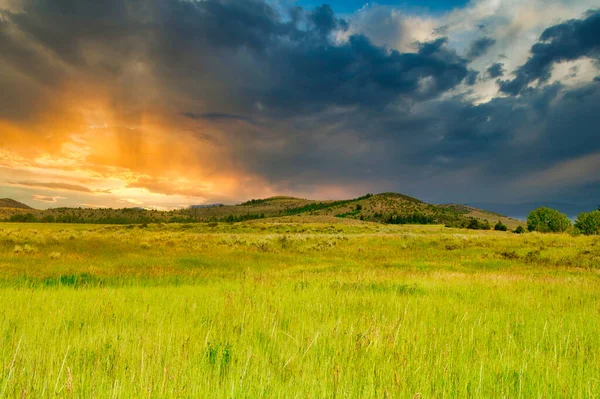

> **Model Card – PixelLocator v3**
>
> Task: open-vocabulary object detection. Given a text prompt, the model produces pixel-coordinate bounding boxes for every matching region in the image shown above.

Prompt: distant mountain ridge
[0,198,33,209]
[1,193,523,229]
[467,202,599,220]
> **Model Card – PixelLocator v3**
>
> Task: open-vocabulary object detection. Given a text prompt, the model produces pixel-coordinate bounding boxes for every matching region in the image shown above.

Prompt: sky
[296,0,470,14]
[0,0,599,209]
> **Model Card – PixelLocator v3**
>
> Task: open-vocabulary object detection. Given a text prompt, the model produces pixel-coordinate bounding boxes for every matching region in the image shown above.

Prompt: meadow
[0,219,599,398]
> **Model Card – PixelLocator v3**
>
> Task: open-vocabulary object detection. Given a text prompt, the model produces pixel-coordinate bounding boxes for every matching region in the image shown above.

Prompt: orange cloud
[11,181,95,192]
[33,194,66,203]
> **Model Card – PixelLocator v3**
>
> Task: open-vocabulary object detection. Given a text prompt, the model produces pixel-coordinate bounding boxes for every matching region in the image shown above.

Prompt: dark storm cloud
[499,9,600,95]
[258,35,469,115]
[153,0,286,53]
[308,4,347,36]
[1,0,470,116]
[486,63,504,78]
[0,9,69,123]
[562,84,599,102]
[242,80,600,202]
[465,70,479,85]
[466,37,495,59]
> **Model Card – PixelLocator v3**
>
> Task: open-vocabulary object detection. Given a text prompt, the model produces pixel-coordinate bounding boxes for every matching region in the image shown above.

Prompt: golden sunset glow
[1,85,281,208]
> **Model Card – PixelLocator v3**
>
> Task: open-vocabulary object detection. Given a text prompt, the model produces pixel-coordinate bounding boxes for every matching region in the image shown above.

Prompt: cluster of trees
[494,221,508,231]
[9,213,157,224]
[6,211,270,224]
[526,206,600,235]
[387,213,435,225]
[467,218,491,230]
[284,194,373,216]
[9,213,38,223]
[219,213,265,223]
[441,206,599,235]
[167,216,198,223]
[240,198,271,206]
[443,218,491,230]
[443,205,600,235]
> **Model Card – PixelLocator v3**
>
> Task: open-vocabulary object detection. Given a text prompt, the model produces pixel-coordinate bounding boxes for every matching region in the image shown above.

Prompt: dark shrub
[467,218,490,230]
[514,225,525,234]
[494,221,508,231]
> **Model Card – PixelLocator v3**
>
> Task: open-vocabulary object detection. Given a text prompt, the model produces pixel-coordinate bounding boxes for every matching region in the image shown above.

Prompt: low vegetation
[0,221,599,397]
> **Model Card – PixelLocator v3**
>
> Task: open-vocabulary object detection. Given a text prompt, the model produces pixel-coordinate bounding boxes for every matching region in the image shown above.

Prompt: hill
[282,193,521,229]
[0,193,523,229]
[438,204,521,230]
[0,198,35,220]
[0,198,33,209]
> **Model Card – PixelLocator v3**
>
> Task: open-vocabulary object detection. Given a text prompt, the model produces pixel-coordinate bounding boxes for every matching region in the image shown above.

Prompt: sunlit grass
[0,221,599,397]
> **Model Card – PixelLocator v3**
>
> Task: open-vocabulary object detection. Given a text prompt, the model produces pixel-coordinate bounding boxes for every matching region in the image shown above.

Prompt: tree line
[526,206,600,235]
[5,204,599,235]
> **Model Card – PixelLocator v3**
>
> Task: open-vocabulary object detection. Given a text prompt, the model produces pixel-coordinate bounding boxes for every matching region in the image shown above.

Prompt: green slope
[1,193,521,229]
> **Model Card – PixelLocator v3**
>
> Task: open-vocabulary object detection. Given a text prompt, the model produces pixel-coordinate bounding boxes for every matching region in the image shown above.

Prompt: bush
[41,215,55,223]
[514,225,525,234]
[526,207,571,233]
[574,210,600,235]
[10,213,38,223]
[467,218,490,230]
[494,221,508,231]
[26,245,36,253]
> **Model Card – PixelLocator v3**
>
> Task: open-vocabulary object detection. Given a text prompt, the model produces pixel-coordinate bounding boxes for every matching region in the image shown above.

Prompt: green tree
[574,210,600,235]
[41,215,55,223]
[10,213,38,223]
[494,221,508,231]
[526,207,571,233]
[514,225,525,234]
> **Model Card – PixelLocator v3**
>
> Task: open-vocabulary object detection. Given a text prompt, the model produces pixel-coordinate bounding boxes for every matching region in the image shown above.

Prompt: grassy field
[0,220,599,398]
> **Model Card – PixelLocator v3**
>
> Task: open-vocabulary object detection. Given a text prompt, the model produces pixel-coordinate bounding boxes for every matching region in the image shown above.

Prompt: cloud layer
[1,0,599,208]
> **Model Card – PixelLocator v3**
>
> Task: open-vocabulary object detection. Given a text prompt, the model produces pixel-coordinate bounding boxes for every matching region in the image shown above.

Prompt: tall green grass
[0,222,599,397]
